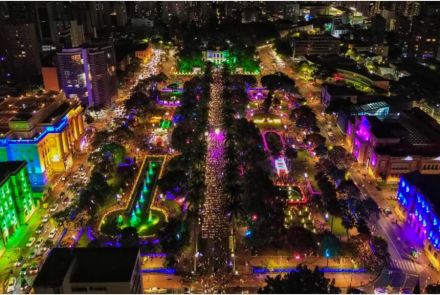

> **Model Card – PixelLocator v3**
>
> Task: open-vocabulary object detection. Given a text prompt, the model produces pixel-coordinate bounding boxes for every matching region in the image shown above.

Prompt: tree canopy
[259,265,340,294]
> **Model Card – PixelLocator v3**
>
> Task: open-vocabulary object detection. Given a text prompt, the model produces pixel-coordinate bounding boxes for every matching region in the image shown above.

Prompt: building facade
[0,22,41,84]
[0,161,36,253]
[42,67,61,92]
[0,92,85,189]
[57,45,117,108]
[396,172,440,270]
[346,109,440,182]
[134,43,153,63]
[202,50,229,64]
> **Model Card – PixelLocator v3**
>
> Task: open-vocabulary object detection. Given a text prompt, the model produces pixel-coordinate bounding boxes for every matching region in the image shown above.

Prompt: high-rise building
[0,92,85,189]
[4,2,36,23]
[111,2,128,27]
[69,21,86,48]
[57,45,117,108]
[0,161,37,252]
[0,22,41,85]
[35,2,75,49]
[397,1,421,19]
[407,3,440,59]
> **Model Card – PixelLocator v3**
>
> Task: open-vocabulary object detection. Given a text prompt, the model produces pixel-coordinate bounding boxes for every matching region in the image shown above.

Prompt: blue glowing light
[0,116,68,146]
[252,267,366,274]
[141,268,176,274]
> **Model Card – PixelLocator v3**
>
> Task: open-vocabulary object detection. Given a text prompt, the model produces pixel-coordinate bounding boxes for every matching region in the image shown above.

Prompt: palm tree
[225,193,244,272]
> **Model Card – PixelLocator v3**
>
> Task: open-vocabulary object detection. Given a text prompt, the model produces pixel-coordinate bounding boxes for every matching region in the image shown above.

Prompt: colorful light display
[246,87,269,101]
[157,88,183,107]
[201,70,229,239]
[0,161,36,252]
[101,158,167,237]
[396,172,440,270]
[274,157,288,176]
[0,94,85,189]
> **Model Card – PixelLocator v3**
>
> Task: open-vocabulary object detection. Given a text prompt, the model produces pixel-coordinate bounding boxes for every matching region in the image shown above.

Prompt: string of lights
[201,70,229,239]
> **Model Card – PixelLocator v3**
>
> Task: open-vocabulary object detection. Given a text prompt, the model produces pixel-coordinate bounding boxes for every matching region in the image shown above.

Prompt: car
[20,280,31,293]
[374,287,388,294]
[6,277,16,293]
[20,264,28,276]
[42,214,49,223]
[26,237,36,247]
[49,204,58,213]
[35,224,44,234]
[49,228,57,239]
[14,256,24,267]
[28,264,38,275]
[35,238,44,249]
[28,250,36,259]
[384,208,392,216]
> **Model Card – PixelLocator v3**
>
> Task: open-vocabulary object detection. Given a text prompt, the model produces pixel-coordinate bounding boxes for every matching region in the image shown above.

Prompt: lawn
[327,216,347,237]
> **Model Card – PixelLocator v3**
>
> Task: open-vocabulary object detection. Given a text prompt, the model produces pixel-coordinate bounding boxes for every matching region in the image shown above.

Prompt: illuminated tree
[101,143,126,166]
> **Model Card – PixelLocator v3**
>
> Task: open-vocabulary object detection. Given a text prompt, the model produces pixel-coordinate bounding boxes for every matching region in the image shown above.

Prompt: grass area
[77,230,93,248]
[100,159,167,238]
[327,216,347,237]
[100,209,166,237]
[290,150,317,187]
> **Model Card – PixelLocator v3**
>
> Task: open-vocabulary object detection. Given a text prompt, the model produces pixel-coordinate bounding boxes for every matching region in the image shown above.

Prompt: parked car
[35,224,44,234]
[49,204,59,213]
[28,250,36,260]
[20,280,31,293]
[49,228,57,239]
[14,256,24,267]
[35,238,44,249]
[6,277,16,293]
[42,215,49,223]
[20,264,28,276]
[26,237,36,247]
[29,264,38,275]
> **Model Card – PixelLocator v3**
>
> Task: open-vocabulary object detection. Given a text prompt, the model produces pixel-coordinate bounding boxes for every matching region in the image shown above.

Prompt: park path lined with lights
[201,70,229,240]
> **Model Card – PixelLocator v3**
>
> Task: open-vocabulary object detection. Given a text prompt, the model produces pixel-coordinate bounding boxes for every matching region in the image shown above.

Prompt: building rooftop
[323,83,363,96]
[33,248,140,287]
[0,91,80,140]
[336,64,389,82]
[365,108,440,157]
[403,171,440,214]
[0,161,27,187]
[293,33,339,41]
